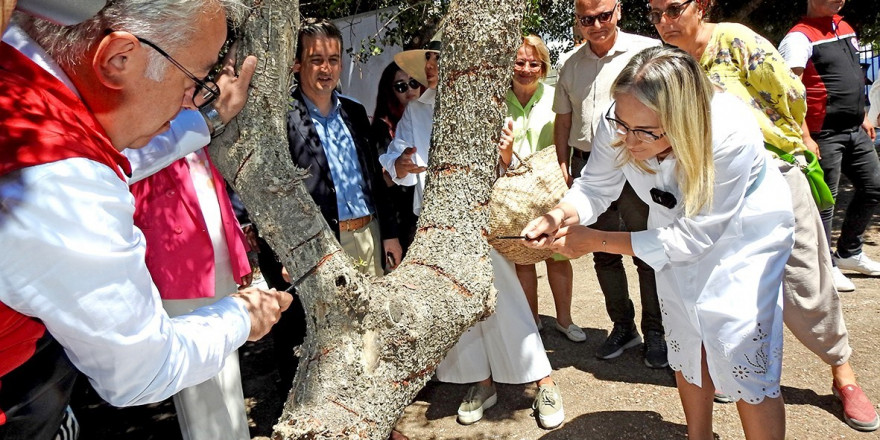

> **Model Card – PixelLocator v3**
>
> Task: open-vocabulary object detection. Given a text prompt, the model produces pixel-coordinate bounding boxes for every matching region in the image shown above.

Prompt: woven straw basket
[488,147,568,265]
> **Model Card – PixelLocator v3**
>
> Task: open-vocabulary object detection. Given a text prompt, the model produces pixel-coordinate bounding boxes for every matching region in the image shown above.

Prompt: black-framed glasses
[133,34,220,109]
[647,0,695,24]
[574,1,619,27]
[604,107,666,143]
[393,78,421,93]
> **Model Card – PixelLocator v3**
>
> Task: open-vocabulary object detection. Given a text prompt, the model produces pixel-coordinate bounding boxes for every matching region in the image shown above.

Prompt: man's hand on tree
[214,43,258,124]
[231,287,292,341]
[394,146,426,178]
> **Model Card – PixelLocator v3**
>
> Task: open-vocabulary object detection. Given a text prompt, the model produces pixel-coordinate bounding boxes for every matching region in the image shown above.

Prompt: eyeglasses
[604,108,666,143]
[574,1,619,27]
[647,0,695,24]
[133,34,220,109]
[393,78,421,94]
[514,59,543,71]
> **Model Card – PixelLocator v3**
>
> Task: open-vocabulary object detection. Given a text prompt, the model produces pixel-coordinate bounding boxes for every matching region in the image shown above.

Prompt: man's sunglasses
[647,0,695,25]
[108,30,220,110]
[393,78,421,94]
[574,1,618,27]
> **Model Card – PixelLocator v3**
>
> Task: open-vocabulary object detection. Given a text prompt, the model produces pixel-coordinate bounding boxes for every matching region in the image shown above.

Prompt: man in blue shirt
[265,18,402,398]
[286,18,401,273]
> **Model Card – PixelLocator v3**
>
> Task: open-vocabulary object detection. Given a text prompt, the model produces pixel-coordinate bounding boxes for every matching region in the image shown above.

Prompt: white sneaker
[457,384,497,425]
[533,383,565,429]
[832,266,856,292]
[834,252,880,276]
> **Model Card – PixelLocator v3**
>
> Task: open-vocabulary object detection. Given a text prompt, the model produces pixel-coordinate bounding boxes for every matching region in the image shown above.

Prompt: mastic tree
[207,0,526,437]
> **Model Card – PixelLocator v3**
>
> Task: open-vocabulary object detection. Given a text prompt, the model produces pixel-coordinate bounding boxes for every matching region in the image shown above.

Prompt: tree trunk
[209,0,525,438]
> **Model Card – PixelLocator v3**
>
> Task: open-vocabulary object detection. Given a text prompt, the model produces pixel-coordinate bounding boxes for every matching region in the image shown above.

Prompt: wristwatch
[200,104,226,137]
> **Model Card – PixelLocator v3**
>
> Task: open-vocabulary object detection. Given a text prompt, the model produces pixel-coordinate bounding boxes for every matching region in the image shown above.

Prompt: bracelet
[200,104,226,138]
[602,235,607,252]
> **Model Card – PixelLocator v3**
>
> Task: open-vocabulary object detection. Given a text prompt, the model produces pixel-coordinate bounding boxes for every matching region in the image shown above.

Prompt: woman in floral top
[648,0,878,433]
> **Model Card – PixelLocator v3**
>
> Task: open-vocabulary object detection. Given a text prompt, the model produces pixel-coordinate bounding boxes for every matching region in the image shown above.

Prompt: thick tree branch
[210,0,525,438]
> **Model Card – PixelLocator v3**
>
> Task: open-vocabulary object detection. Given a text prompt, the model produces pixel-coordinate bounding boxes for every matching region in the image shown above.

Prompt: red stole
[0,42,129,382]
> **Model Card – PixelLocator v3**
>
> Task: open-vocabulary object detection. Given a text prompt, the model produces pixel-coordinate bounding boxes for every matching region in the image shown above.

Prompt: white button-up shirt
[0,25,250,406]
[553,30,659,152]
[379,87,436,216]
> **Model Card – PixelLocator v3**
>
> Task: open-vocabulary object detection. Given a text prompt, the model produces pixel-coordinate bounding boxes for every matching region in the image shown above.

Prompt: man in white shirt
[552,0,666,368]
[0,1,291,438]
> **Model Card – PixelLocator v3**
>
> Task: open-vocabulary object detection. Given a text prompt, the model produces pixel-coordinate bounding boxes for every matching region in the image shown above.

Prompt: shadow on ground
[539,411,695,440]
[780,385,845,424]
[538,316,677,389]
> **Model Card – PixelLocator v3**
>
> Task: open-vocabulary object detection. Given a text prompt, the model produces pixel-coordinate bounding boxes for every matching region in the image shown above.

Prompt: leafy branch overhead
[306,0,878,66]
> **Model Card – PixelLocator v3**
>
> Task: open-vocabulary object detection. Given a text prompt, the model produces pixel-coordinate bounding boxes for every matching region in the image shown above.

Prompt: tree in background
[301,0,877,65]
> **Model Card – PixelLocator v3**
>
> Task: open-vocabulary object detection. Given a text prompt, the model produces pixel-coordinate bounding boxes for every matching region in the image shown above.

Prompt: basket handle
[505,149,532,175]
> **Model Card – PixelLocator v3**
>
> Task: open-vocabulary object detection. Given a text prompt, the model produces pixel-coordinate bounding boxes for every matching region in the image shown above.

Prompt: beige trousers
[339,217,382,276]
[779,158,852,366]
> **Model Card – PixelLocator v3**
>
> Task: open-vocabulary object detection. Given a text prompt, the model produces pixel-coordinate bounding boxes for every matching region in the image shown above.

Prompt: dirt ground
[72,181,880,439]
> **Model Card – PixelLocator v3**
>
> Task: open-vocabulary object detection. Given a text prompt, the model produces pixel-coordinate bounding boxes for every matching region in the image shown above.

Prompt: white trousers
[162,277,250,440]
[170,351,250,440]
[437,250,552,384]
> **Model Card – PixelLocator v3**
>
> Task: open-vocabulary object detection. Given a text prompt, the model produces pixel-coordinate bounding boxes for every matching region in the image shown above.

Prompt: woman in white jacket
[524,46,794,440]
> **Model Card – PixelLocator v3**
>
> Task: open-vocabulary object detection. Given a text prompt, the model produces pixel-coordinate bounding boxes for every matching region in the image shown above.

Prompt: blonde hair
[521,34,551,78]
[611,46,715,218]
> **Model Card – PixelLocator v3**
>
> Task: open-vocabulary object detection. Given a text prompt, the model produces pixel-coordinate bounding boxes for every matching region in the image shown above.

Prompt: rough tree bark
[208,0,525,438]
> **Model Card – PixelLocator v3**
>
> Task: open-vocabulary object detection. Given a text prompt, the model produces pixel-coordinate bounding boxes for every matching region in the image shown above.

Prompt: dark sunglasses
[393,78,421,94]
[604,107,666,143]
[647,0,695,24]
[108,30,220,110]
[574,1,618,27]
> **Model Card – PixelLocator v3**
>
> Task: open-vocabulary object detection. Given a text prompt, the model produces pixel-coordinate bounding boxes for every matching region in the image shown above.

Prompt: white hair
[16,0,248,80]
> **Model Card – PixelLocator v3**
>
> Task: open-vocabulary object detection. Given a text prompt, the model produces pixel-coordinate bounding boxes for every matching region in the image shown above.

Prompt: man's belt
[571,148,590,160]
[339,214,372,232]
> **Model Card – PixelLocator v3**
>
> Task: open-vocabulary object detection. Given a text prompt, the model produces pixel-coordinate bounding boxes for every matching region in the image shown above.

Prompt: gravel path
[72,181,880,439]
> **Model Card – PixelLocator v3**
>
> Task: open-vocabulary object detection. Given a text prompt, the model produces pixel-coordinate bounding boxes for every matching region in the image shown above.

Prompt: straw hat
[393,32,442,88]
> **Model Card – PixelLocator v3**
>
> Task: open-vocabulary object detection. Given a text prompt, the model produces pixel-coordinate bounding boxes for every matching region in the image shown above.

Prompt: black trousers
[0,333,78,440]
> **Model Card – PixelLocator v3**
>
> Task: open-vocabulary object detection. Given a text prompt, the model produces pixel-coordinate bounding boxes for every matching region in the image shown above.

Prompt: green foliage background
[300,0,878,63]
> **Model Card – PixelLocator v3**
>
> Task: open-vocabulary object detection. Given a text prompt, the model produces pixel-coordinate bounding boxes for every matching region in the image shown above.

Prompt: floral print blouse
[700,22,808,154]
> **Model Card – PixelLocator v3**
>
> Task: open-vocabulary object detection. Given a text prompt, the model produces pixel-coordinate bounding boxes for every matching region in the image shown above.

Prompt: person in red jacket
[0,2,290,438]
[780,0,880,294]
[780,0,880,431]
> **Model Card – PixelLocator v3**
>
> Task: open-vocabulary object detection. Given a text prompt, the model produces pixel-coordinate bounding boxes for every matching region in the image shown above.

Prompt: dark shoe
[643,330,669,368]
[595,323,641,360]
[833,382,880,431]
